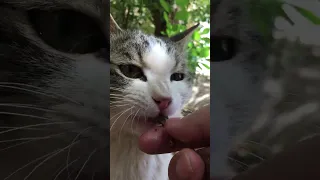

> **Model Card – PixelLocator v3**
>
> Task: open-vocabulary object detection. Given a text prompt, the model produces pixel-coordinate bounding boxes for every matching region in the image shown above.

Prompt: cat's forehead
[1,0,103,18]
[111,30,185,72]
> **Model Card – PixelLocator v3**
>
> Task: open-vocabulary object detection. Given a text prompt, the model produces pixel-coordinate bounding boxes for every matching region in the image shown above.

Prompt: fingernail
[176,153,194,180]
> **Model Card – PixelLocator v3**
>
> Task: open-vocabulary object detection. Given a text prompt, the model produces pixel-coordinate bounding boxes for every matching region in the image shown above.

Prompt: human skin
[139,105,320,180]
[139,106,210,180]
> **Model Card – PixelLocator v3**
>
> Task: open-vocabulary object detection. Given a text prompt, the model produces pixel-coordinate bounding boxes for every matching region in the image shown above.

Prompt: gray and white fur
[212,0,320,178]
[0,0,109,179]
[109,15,198,180]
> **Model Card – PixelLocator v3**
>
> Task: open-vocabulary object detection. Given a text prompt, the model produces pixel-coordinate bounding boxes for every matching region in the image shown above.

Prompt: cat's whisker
[91,171,96,180]
[4,139,81,180]
[0,132,67,143]
[0,103,58,113]
[0,82,81,105]
[130,108,140,134]
[0,111,53,121]
[53,157,80,180]
[110,107,134,132]
[0,132,67,152]
[118,108,135,143]
[0,126,49,131]
[74,148,98,180]
[244,140,272,151]
[66,127,93,178]
[23,140,81,180]
[0,121,74,135]
[228,156,249,168]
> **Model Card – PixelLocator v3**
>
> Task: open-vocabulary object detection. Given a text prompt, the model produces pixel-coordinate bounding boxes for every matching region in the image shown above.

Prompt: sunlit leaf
[202,37,210,43]
[175,9,189,21]
[176,0,189,8]
[160,0,170,12]
[199,47,210,57]
[201,28,210,34]
[192,31,201,40]
[163,12,169,23]
[201,63,210,69]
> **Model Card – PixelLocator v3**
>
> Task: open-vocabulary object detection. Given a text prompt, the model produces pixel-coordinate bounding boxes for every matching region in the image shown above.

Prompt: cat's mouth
[136,115,168,127]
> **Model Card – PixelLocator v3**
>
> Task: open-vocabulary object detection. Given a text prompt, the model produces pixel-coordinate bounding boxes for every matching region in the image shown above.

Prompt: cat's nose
[152,97,172,111]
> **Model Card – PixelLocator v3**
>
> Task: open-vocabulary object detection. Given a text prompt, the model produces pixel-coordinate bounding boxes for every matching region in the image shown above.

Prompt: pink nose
[152,97,172,111]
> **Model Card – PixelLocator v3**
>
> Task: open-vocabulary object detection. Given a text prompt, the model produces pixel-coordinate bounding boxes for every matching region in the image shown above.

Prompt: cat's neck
[110,133,171,180]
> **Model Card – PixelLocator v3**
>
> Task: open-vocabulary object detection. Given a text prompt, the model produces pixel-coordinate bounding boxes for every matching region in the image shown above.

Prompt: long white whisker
[110,107,134,131]
[3,140,80,180]
[65,127,92,178]
[0,103,58,113]
[53,157,81,180]
[0,132,67,152]
[74,148,98,180]
[0,122,74,135]
[23,140,81,180]
[0,132,67,143]
[0,83,81,105]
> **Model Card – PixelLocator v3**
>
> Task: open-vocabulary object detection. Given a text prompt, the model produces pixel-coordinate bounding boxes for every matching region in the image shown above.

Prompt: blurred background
[110,0,210,114]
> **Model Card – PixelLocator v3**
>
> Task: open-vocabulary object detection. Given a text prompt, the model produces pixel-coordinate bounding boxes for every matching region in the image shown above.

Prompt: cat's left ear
[170,23,200,50]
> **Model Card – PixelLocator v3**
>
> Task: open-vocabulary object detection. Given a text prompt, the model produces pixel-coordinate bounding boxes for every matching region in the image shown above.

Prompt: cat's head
[211,0,271,177]
[0,1,109,179]
[109,15,198,136]
[212,0,320,178]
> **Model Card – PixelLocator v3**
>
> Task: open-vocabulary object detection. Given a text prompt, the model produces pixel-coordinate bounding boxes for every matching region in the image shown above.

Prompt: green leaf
[160,0,170,12]
[201,63,210,69]
[176,0,189,8]
[163,12,169,23]
[192,31,201,40]
[293,5,320,25]
[201,28,210,34]
[175,9,189,21]
[199,47,210,57]
[202,37,210,43]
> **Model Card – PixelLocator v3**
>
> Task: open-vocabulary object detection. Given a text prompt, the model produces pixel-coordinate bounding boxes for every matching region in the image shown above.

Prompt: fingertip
[138,126,166,154]
[169,149,205,180]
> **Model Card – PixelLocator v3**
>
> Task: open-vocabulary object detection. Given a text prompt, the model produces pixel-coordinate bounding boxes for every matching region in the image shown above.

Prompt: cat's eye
[119,65,147,81]
[171,73,184,81]
[27,9,107,54]
[212,35,237,61]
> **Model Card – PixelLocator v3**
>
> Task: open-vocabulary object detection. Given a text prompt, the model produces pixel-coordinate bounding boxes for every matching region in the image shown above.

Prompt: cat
[211,0,320,178]
[0,0,110,179]
[109,14,198,180]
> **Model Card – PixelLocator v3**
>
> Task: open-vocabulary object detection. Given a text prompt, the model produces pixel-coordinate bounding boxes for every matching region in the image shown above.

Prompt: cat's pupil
[170,73,184,81]
[212,35,237,61]
[119,65,147,81]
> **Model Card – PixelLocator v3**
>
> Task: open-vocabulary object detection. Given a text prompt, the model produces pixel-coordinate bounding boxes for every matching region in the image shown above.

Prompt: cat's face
[0,0,109,179]
[211,0,269,177]
[109,18,196,136]
[212,0,320,178]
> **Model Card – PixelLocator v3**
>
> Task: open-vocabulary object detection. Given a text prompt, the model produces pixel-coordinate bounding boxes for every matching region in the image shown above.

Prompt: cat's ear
[170,23,200,49]
[110,14,122,34]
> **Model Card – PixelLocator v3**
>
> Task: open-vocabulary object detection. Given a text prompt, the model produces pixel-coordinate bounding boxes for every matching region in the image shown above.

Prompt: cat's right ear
[110,14,122,34]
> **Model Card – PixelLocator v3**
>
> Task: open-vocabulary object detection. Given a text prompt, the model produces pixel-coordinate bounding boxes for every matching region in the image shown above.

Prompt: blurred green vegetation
[110,0,210,74]
[248,0,320,43]
[110,0,320,74]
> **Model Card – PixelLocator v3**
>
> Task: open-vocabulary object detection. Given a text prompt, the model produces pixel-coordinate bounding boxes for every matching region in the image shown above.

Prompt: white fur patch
[143,43,175,75]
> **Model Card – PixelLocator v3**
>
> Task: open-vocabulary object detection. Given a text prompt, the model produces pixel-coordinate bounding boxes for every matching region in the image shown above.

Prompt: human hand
[138,106,210,180]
